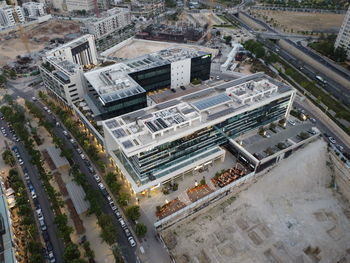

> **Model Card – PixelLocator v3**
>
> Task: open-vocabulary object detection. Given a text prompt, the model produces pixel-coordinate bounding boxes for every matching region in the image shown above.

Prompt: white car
[39,218,47,231]
[98,183,105,190]
[80,154,86,160]
[328,137,336,144]
[93,174,101,183]
[128,236,136,247]
[118,218,126,228]
[48,251,56,263]
[70,139,75,144]
[32,97,37,101]
[36,208,44,221]
[31,190,37,199]
[288,120,296,126]
[43,106,48,111]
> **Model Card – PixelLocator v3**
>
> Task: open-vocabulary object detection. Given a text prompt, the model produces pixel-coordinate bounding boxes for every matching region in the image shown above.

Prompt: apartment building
[102,73,296,194]
[335,6,350,59]
[22,2,45,17]
[40,56,86,105]
[81,8,131,39]
[0,5,24,28]
[46,34,98,67]
[66,0,94,12]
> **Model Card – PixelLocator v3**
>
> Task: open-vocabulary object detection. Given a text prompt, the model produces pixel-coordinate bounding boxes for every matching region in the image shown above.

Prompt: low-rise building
[66,0,94,12]
[81,8,131,39]
[102,73,296,194]
[22,2,46,17]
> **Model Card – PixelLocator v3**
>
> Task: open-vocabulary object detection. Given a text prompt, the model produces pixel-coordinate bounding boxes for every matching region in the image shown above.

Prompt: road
[0,116,65,262]
[7,80,139,262]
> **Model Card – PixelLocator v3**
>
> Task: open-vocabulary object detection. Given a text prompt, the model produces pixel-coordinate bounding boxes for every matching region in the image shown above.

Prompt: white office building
[335,6,350,59]
[46,34,98,67]
[0,5,24,28]
[81,8,131,39]
[66,0,94,12]
[40,56,86,105]
[22,2,45,17]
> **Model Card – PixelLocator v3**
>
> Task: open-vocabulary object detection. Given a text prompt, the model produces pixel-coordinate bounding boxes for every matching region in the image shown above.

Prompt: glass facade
[190,55,211,81]
[128,64,171,92]
[119,95,291,185]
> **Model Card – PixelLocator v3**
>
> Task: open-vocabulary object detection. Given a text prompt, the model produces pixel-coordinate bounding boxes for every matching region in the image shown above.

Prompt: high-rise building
[46,34,98,67]
[81,8,131,39]
[0,5,24,28]
[22,2,46,17]
[335,6,350,59]
[102,73,296,194]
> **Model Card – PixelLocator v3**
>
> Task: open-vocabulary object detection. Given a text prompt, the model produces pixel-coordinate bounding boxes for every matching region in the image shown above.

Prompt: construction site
[161,139,350,263]
[0,20,81,67]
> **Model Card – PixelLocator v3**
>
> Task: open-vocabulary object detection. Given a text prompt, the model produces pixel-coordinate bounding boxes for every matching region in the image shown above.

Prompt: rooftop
[84,47,209,104]
[103,73,295,157]
[84,7,128,23]
[46,34,94,56]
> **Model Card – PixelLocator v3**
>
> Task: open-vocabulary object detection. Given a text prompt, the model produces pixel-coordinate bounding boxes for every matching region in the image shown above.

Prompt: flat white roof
[103,73,295,157]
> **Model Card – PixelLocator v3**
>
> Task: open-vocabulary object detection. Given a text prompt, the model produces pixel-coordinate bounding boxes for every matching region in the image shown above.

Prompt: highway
[6,81,138,262]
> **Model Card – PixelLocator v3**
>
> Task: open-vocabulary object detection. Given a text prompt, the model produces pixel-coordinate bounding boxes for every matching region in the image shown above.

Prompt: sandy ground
[0,20,81,66]
[162,139,350,263]
[109,39,217,59]
[185,13,225,27]
[250,10,344,33]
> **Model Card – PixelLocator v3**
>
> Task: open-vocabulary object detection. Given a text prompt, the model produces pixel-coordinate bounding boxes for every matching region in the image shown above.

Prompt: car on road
[93,174,101,183]
[55,122,60,126]
[42,230,50,242]
[98,183,105,190]
[63,130,70,138]
[336,144,344,152]
[309,118,316,123]
[118,218,126,228]
[46,241,53,253]
[32,97,37,101]
[128,236,136,247]
[308,130,316,135]
[43,106,48,111]
[77,148,82,154]
[18,158,24,165]
[70,139,75,144]
[328,137,336,144]
[87,166,95,174]
[31,190,37,199]
[288,120,296,126]
[115,210,122,219]
[110,203,117,211]
[80,154,86,160]
[216,76,220,80]
[39,218,47,231]
[36,208,44,221]
[124,228,131,237]
[106,195,113,203]
[48,251,56,263]
[24,171,30,181]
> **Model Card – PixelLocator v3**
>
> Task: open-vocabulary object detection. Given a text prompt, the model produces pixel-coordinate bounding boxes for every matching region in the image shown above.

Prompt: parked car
[124,228,131,237]
[77,148,82,154]
[118,218,126,228]
[308,130,316,135]
[115,210,122,219]
[328,137,336,144]
[110,203,117,211]
[87,166,95,174]
[36,208,44,221]
[39,218,47,231]
[42,230,50,242]
[288,120,296,126]
[48,251,56,263]
[31,190,37,199]
[32,97,37,101]
[106,195,113,203]
[309,118,316,123]
[93,174,101,183]
[80,154,86,160]
[128,236,136,247]
[98,183,105,190]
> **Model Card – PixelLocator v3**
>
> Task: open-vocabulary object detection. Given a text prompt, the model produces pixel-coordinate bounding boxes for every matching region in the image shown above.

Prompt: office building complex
[335,6,350,59]
[0,5,24,28]
[83,47,211,120]
[46,34,98,67]
[40,56,85,105]
[102,73,296,194]
[66,0,94,12]
[81,8,131,39]
[22,2,45,17]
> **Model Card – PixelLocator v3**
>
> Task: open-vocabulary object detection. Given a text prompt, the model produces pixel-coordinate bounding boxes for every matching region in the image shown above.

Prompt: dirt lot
[161,140,350,263]
[250,10,344,33]
[109,39,217,59]
[185,12,225,27]
[0,20,81,66]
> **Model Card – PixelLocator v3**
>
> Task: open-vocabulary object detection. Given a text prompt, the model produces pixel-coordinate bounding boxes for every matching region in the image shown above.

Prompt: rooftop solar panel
[192,93,231,111]
[207,108,235,121]
[122,140,134,149]
[112,128,126,138]
[156,100,181,110]
[105,119,119,129]
[183,89,214,101]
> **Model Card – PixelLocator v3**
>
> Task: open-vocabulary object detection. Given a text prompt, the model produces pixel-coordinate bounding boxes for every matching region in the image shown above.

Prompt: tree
[2,150,15,166]
[135,223,147,237]
[224,35,232,45]
[118,192,130,206]
[334,46,347,62]
[126,205,141,221]
[63,242,81,263]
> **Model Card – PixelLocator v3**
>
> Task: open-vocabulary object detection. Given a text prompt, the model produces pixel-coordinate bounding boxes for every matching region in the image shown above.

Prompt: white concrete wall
[170,58,191,89]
